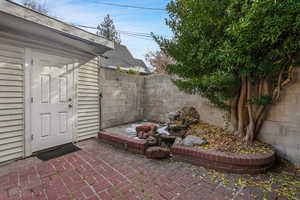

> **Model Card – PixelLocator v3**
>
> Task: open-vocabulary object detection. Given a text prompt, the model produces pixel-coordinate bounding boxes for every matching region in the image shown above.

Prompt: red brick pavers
[0,139,296,200]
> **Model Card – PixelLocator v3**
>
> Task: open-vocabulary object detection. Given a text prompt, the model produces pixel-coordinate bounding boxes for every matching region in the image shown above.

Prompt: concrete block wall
[259,68,300,164]
[99,68,300,164]
[99,68,145,128]
[143,75,226,128]
[143,74,300,164]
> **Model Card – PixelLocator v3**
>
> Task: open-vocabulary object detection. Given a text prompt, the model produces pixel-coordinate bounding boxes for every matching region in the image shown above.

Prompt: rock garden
[100,106,275,174]
[135,106,205,159]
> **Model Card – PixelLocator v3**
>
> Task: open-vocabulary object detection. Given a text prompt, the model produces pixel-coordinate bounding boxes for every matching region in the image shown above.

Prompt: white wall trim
[73,60,79,143]
[24,48,32,157]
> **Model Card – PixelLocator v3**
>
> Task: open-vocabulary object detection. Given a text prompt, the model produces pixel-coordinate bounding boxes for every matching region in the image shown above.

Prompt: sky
[13,0,172,66]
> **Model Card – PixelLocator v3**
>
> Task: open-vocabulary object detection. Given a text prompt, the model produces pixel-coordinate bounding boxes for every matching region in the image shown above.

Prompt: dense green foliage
[155,0,300,110]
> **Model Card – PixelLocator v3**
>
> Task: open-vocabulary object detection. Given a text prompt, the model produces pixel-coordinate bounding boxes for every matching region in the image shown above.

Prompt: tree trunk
[234,76,247,138]
[245,79,255,143]
[231,65,295,144]
[230,95,238,131]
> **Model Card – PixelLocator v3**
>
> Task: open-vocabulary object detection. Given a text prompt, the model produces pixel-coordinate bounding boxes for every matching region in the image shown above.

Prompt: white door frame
[24,48,77,156]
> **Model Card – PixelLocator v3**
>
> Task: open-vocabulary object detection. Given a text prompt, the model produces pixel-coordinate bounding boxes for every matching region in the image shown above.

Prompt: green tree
[97,14,121,44]
[154,0,300,143]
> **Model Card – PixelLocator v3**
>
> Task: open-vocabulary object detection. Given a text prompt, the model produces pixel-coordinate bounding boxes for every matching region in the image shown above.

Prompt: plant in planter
[153,0,300,144]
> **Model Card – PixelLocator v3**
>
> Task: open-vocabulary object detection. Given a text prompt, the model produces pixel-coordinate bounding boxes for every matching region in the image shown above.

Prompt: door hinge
[31,97,33,103]
[31,134,34,141]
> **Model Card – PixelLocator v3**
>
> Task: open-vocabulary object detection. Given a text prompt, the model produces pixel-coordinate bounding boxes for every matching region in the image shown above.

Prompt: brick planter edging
[171,145,275,174]
[98,131,147,154]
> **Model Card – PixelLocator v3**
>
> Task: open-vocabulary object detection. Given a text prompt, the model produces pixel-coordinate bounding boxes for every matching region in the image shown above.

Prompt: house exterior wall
[0,38,102,163]
[99,68,144,129]
[76,57,101,141]
[0,43,25,163]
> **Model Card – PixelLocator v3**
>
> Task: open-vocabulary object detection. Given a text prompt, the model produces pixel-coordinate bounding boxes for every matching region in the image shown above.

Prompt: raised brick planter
[98,131,147,154]
[171,145,275,174]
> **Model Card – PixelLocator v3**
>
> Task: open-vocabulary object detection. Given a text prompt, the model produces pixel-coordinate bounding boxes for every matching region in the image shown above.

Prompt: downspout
[98,56,103,131]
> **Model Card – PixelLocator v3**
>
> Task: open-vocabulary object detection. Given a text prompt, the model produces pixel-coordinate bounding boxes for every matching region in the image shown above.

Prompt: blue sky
[13,0,172,65]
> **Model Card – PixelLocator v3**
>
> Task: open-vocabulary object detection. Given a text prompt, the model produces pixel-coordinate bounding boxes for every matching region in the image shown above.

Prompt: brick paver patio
[0,139,298,200]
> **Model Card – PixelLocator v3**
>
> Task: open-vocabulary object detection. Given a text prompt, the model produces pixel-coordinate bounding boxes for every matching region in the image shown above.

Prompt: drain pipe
[99,91,103,131]
[98,56,103,131]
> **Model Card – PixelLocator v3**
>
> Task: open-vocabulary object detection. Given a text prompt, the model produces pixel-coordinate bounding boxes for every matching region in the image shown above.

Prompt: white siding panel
[0,131,23,140]
[0,80,23,87]
[0,44,24,163]
[77,57,100,141]
[0,92,23,98]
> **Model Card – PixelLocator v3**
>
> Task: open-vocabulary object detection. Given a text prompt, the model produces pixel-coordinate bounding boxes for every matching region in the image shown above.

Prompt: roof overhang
[0,0,114,56]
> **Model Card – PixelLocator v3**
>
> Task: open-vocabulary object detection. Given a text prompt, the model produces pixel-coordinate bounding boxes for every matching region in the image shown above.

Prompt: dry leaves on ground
[189,121,273,154]
[201,159,300,200]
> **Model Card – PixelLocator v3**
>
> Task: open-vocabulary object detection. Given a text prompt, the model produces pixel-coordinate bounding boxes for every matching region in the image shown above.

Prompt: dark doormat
[36,143,81,161]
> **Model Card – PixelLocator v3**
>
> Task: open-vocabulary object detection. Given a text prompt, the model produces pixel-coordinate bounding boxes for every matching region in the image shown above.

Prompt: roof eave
[0,0,114,51]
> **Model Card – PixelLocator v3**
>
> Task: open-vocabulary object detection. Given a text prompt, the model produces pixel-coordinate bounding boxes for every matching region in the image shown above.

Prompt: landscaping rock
[146,147,170,159]
[167,111,180,121]
[179,106,200,126]
[160,141,169,148]
[146,136,158,146]
[136,124,158,139]
[182,135,207,147]
[174,137,183,145]
[167,123,187,137]
[160,134,176,142]
[168,124,188,132]
[166,107,200,137]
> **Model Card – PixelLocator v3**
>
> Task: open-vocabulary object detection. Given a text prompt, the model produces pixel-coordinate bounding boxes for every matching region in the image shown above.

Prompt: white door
[31,52,75,152]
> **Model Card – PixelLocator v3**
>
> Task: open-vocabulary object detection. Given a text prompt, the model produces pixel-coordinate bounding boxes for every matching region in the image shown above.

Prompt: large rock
[182,135,207,147]
[166,107,200,137]
[174,137,183,145]
[179,106,200,126]
[167,111,180,121]
[160,134,176,142]
[146,147,170,159]
[167,124,187,137]
[136,124,158,139]
[146,136,158,146]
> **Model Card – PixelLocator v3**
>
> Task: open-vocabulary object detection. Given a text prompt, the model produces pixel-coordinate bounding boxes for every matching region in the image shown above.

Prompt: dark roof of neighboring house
[134,59,150,73]
[134,59,147,68]
[102,44,148,72]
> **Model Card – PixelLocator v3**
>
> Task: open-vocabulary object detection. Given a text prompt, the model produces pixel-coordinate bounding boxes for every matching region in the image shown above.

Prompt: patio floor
[0,139,298,200]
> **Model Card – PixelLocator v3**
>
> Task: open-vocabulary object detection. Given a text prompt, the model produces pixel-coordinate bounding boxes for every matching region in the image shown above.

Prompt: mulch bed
[188,121,274,155]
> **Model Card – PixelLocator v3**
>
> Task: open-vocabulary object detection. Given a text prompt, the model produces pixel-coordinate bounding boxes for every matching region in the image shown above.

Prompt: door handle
[68,104,73,108]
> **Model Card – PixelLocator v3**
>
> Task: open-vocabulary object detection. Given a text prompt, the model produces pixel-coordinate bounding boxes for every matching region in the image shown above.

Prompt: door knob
[68,104,73,108]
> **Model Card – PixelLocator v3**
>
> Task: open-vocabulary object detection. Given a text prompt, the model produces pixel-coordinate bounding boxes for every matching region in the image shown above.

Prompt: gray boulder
[167,111,180,121]
[182,135,207,147]
[174,137,183,145]
[146,136,158,146]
